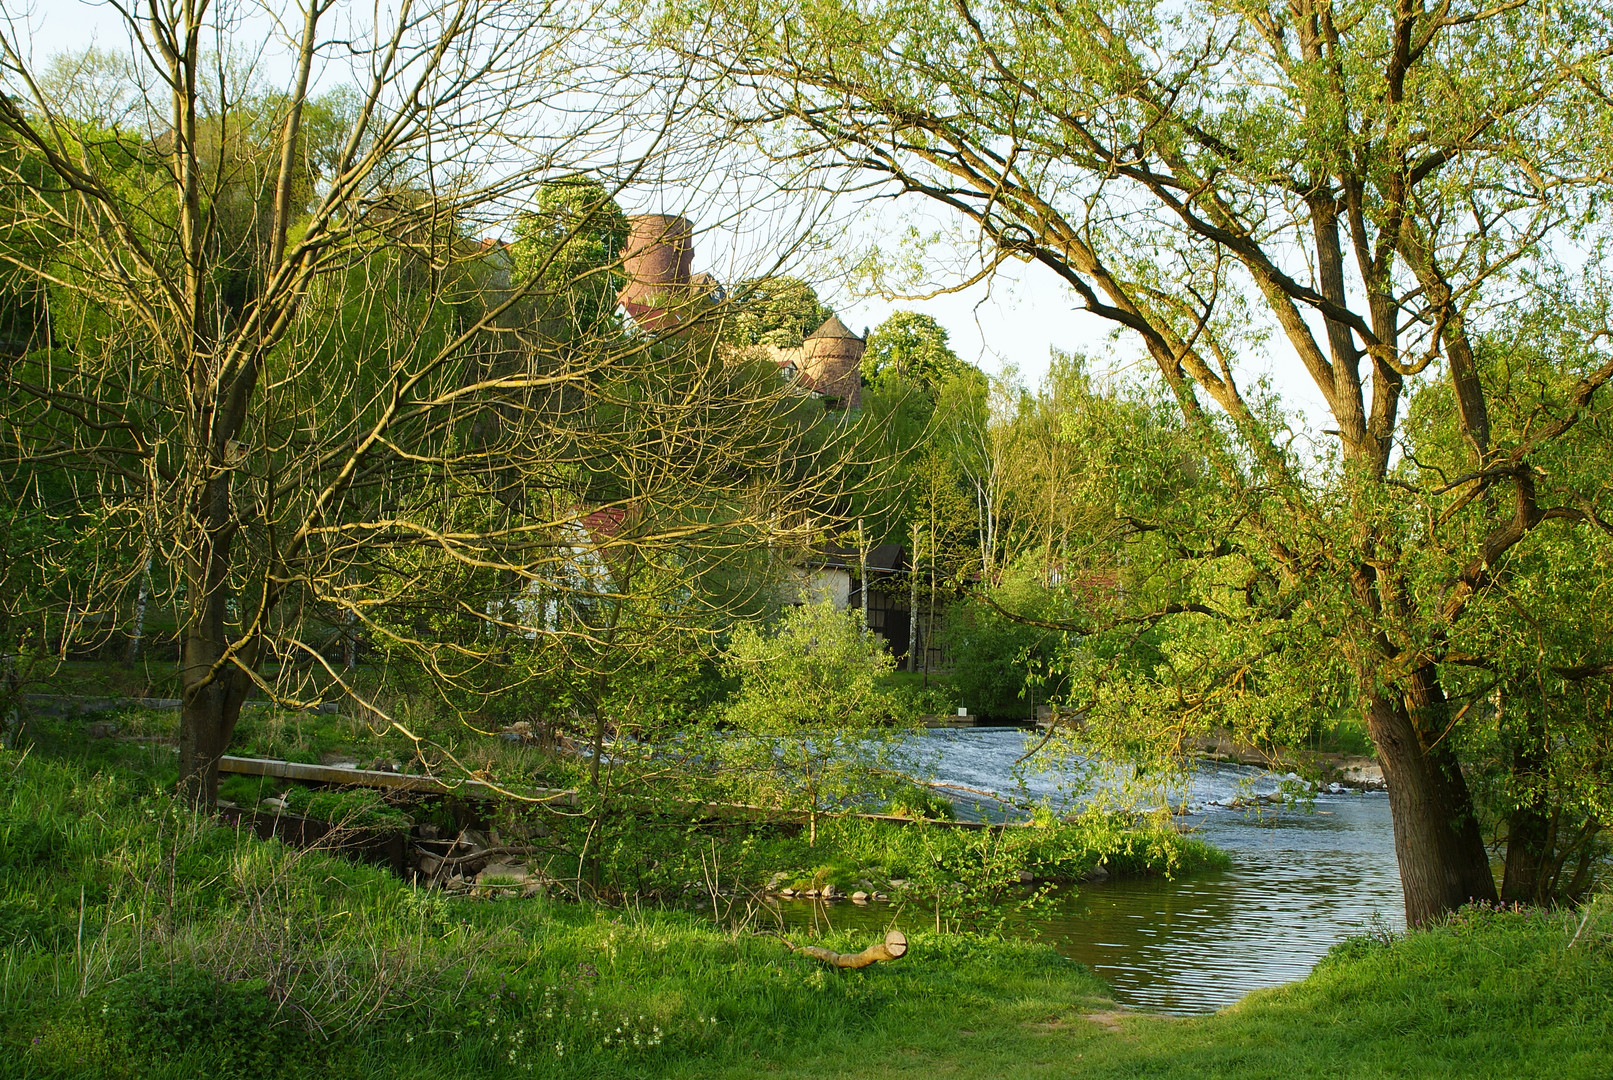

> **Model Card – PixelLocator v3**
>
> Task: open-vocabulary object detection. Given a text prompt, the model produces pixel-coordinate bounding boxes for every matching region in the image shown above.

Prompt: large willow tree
[683,0,1613,921]
[0,0,857,804]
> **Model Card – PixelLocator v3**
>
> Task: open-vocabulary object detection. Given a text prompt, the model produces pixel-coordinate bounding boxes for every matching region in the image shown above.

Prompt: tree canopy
[682,0,1613,922]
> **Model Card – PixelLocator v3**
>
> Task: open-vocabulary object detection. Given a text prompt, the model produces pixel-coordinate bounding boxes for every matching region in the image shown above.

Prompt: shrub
[102,966,309,1078]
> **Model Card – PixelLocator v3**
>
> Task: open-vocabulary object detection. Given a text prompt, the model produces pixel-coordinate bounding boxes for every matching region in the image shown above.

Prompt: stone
[873,893,889,902]
[521,882,545,899]
[260,796,289,813]
[417,852,444,876]
[820,884,839,900]
[1018,870,1036,884]
[476,860,530,885]
[1084,864,1110,883]
[851,891,869,904]
[418,824,441,840]
[766,872,788,890]
[779,887,797,898]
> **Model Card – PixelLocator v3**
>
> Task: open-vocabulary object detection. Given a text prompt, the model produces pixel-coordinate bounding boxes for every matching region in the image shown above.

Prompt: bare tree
[0,0,862,803]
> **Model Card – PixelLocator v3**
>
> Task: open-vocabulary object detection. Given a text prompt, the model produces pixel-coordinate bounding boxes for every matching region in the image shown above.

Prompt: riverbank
[11,708,1225,914]
[4,747,1611,1078]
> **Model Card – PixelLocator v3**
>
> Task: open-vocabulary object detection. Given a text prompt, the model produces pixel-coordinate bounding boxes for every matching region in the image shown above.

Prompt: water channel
[780,727,1404,1014]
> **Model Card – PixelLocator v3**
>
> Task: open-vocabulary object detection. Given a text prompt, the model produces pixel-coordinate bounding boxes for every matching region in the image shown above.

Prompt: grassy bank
[4,745,1612,1078]
[12,708,1224,919]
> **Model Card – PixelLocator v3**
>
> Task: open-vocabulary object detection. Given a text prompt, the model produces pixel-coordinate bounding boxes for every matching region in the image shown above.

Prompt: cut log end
[790,928,908,969]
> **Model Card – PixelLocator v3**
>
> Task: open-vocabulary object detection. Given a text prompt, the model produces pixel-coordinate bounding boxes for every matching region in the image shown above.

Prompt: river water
[783,728,1405,1014]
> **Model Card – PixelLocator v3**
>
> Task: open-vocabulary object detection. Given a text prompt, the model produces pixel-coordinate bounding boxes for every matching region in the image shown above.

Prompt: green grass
[5,736,1609,1079]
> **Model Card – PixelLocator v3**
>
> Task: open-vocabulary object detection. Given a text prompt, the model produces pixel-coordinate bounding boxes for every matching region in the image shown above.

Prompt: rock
[1084,864,1109,883]
[521,882,545,899]
[458,828,489,852]
[507,820,550,840]
[417,852,444,876]
[779,887,797,898]
[851,891,869,904]
[1018,870,1036,884]
[873,892,888,902]
[476,860,530,885]
[369,757,398,773]
[260,796,289,813]
[803,888,820,899]
[418,824,441,841]
[820,884,839,900]
[889,879,909,889]
[766,872,788,890]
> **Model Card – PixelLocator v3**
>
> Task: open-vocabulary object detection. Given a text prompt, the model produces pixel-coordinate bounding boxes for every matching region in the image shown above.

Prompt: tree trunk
[1500,692,1554,905]
[124,553,152,664]
[178,631,250,808]
[858,518,868,629]
[1365,673,1497,925]
[1502,798,1554,906]
[907,523,920,673]
[176,461,252,808]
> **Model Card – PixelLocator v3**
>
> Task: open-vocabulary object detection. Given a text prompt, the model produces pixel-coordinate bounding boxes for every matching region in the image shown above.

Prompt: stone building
[616,213,864,410]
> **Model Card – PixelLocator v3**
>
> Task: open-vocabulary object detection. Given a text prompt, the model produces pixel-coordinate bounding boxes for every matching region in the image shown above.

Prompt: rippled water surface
[788,728,1404,1014]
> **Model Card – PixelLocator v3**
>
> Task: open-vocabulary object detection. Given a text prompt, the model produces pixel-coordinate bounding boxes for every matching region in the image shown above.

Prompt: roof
[806,314,861,341]
[810,542,909,572]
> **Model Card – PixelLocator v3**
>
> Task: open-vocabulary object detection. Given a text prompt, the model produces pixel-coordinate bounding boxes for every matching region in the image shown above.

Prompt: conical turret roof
[806,314,861,341]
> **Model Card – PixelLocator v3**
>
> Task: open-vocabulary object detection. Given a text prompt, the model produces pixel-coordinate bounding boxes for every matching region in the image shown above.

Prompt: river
[782,727,1405,1014]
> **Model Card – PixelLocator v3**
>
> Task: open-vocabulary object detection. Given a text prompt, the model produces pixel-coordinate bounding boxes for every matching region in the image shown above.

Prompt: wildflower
[554,1041,565,1057]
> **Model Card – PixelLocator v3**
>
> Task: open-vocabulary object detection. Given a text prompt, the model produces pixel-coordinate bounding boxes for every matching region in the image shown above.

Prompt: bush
[102,967,309,1078]
[940,600,1065,720]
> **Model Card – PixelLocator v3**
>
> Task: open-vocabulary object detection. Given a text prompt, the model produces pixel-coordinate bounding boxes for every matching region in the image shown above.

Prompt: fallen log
[786,929,908,969]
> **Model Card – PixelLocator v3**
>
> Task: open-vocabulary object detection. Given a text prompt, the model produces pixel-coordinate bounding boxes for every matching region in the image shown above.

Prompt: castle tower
[618,214,694,332]
[799,314,865,410]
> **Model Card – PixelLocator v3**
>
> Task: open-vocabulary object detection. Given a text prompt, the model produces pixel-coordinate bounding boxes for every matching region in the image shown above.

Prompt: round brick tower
[799,314,865,410]
[618,214,694,331]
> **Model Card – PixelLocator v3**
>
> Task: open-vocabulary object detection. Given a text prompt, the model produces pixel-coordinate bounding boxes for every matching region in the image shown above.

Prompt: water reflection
[1049,793,1403,1013]
[783,728,1404,1014]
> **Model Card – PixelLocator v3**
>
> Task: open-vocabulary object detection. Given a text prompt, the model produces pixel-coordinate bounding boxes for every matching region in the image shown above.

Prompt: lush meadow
[4,738,1610,1080]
